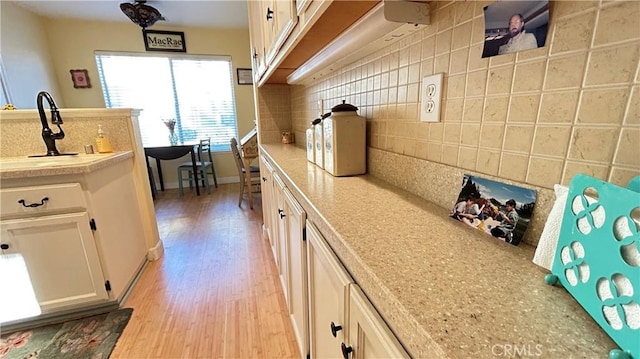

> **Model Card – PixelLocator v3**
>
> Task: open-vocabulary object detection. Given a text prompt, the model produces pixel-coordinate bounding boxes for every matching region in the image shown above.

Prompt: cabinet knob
[330,322,343,337]
[278,209,286,219]
[0,243,9,250]
[266,7,274,20]
[341,343,353,359]
[262,176,267,182]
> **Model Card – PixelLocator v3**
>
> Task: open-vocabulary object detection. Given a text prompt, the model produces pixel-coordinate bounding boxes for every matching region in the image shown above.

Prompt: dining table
[144,142,200,196]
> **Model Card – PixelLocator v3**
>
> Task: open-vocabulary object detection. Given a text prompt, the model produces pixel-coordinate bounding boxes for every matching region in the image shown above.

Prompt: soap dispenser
[96,124,113,153]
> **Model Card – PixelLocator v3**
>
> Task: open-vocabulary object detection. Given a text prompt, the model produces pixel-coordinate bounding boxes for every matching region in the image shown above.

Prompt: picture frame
[450,174,537,246]
[70,69,91,89]
[481,0,549,58]
[237,68,253,85]
[143,30,186,52]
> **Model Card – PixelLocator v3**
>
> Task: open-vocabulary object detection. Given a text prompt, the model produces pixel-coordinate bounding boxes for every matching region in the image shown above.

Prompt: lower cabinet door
[284,188,307,357]
[273,174,289,304]
[347,284,409,359]
[1,212,109,313]
[306,220,352,359]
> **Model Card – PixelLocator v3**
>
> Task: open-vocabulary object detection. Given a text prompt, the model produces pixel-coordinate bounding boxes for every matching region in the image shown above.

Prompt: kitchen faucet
[37,91,65,156]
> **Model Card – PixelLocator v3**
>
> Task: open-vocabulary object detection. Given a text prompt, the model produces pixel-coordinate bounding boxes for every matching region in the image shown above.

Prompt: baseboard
[0,300,120,333]
[161,176,241,190]
[118,259,148,305]
[147,239,164,261]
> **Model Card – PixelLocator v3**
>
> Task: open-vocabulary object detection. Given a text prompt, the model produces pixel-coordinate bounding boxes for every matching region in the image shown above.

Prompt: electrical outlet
[317,99,324,116]
[420,73,443,122]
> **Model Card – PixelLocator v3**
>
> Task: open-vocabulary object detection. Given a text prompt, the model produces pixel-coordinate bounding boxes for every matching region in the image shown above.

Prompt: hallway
[112,185,299,358]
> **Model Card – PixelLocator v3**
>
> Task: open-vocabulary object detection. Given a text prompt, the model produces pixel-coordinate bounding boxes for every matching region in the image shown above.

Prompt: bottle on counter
[96,124,113,153]
[307,119,318,163]
[313,113,330,169]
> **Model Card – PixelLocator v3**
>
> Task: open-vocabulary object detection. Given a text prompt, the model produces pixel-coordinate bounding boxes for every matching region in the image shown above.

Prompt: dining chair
[147,164,157,200]
[231,137,260,207]
[177,138,218,196]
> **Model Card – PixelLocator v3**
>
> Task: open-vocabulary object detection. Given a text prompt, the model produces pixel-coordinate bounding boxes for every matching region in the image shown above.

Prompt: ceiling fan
[119,0,165,28]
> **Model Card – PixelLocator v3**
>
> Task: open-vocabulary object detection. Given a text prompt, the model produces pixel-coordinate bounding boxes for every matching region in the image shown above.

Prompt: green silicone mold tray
[547,174,640,359]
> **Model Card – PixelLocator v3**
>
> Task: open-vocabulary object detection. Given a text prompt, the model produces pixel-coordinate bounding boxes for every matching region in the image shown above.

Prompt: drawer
[0,183,87,218]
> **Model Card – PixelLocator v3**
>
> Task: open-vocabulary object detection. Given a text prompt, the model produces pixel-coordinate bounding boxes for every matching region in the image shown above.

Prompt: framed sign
[143,30,186,52]
[70,69,91,88]
[237,68,253,85]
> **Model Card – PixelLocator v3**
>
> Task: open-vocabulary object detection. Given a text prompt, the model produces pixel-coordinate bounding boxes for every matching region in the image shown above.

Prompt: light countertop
[260,144,614,358]
[0,152,133,180]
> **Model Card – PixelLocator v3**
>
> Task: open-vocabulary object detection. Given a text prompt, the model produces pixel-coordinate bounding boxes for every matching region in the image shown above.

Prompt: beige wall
[0,1,62,109]
[42,18,255,182]
[1,5,256,182]
[287,0,639,190]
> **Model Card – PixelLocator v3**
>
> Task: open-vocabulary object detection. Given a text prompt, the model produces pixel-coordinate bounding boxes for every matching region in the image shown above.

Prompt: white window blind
[95,52,238,151]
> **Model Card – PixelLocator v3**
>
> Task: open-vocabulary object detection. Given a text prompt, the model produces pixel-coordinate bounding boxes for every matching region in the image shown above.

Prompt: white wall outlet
[420,73,443,122]
[317,99,324,116]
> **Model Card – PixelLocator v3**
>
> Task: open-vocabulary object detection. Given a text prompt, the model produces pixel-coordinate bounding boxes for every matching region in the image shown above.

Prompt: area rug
[0,308,132,359]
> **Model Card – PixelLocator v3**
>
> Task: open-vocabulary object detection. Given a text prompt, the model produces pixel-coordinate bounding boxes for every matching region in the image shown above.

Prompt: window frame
[94,51,239,152]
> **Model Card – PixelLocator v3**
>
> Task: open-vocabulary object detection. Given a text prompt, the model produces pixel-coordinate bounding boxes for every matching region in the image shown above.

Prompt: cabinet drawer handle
[0,243,9,250]
[330,322,342,337]
[278,209,286,219]
[18,197,49,208]
[341,343,353,359]
[266,7,274,20]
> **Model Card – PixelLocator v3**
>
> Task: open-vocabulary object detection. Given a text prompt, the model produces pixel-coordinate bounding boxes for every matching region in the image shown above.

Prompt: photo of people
[450,175,537,246]
[481,0,549,58]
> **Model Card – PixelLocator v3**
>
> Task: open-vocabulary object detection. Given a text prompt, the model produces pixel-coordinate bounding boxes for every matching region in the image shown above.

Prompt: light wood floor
[111,184,300,359]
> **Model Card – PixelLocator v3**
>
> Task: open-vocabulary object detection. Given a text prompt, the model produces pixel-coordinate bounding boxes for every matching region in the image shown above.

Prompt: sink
[0,154,114,171]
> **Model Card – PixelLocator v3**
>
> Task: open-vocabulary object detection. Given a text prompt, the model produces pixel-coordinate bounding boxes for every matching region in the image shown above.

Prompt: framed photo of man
[482,0,549,58]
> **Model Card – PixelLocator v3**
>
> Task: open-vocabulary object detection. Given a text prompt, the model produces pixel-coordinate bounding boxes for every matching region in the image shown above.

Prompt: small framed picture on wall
[70,69,91,88]
[237,68,253,85]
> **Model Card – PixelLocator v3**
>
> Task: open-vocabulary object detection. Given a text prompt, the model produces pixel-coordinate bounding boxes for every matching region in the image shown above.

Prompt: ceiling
[11,0,249,29]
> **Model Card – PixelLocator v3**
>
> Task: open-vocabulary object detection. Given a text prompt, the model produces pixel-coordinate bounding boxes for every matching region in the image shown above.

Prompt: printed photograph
[451,175,537,246]
[481,0,549,58]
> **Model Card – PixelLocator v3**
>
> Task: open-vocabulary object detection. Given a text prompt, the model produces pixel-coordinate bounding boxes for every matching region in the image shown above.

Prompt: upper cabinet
[264,0,297,65]
[247,0,380,85]
[248,0,298,84]
[248,0,267,81]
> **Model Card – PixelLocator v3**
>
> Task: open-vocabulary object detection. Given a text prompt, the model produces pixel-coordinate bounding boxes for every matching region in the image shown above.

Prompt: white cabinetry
[248,0,268,81]
[0,184,108,313]
[248,0,298,82]
[283,187,308,357]
[261,155,309,358]
[346,284,409,359]
[273,173,289,304]
[306,220,351,359]
[0,157,147,318]
[306,221,409,359]
[273,171,309,357]
[260,151,407,359]
[259,156,278,266]
[265,0,297,64]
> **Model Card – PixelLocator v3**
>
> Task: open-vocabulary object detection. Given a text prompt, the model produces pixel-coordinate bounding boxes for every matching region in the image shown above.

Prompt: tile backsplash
[278,0,639,189]
[256,1,640,245]
[0,109,135,157]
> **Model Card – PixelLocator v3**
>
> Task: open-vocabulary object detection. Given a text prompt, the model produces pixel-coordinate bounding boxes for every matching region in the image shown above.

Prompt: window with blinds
[95,52,238,151]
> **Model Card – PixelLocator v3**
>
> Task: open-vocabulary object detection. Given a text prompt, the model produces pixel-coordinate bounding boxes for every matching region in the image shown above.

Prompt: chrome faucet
[37,91,65,156]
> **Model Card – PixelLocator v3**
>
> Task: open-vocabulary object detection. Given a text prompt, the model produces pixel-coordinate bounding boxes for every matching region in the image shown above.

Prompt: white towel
[533,184,568,270]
